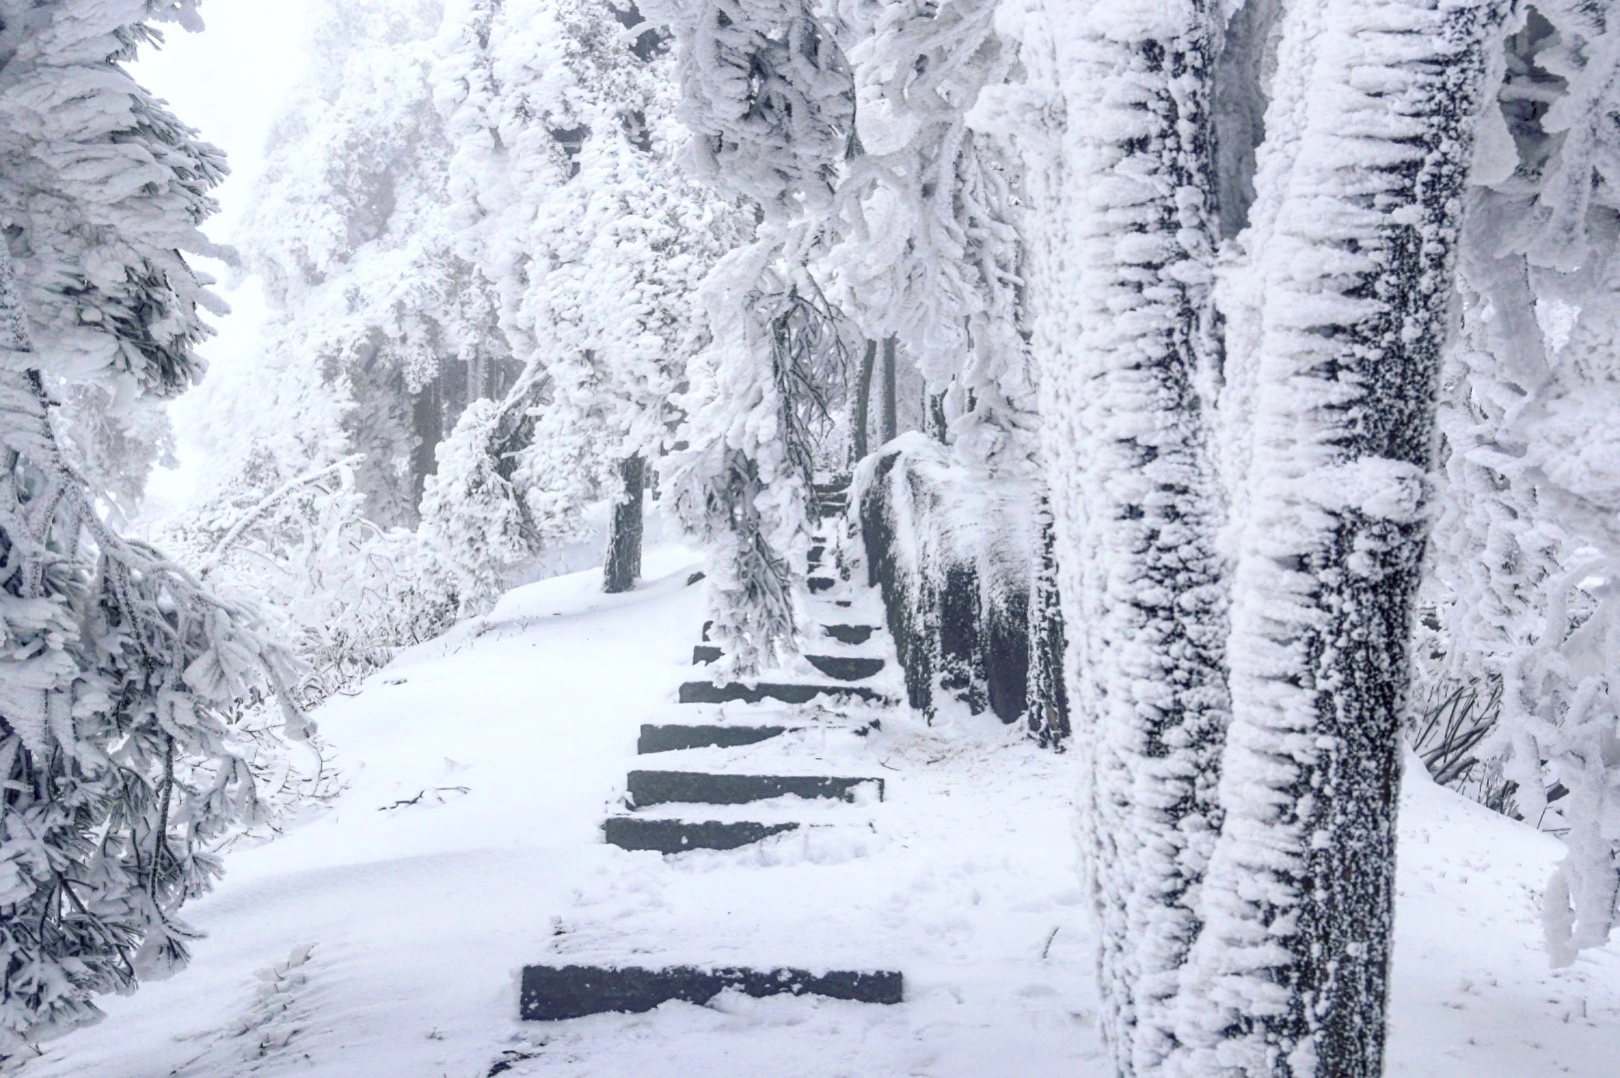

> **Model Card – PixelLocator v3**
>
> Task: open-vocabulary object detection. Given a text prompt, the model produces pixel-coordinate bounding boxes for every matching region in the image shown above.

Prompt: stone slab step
[637,723,791,754]
[604,816,797,852]
[807,576,838,594]
[678,680,891,707]
[806,654,885,681]
[823,624,877,645]
[520,965,902,1021]
[626,770,884,806]
[689,649,882,683]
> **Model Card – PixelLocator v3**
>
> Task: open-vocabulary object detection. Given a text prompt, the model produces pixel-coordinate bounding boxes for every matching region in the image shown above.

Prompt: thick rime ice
[1419,0,1620,970]
[1175,2,1508,1075]
[642,0,857,673]
[0,4,304,1050]
[424,0,740,612]
[854,434,1038,724]
[998,2,1232,1072]
[832,0,1037,465]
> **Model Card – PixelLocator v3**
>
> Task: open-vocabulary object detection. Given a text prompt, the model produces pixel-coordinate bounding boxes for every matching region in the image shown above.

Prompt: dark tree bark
[410,375,444,509]
[852,338,876,462]
[924,389,948,442]
[879,335,898,445]
[603,454,645,594]
[1179,3,1511,1074]
[1026,495,1069,749]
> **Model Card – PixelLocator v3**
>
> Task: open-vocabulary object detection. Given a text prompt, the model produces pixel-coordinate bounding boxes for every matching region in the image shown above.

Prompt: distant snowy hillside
[19,546,1619,1078]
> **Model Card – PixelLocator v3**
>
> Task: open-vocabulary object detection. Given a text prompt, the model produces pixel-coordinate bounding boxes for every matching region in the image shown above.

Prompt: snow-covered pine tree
[993,1,1231,1070]
[426,0,740,604]
[0,0,305,1052]
[645,0,856,671]
[0,0,226,519]
[196,0,513,536]
[830,0,1035,465]
[1176,2,1511,1074]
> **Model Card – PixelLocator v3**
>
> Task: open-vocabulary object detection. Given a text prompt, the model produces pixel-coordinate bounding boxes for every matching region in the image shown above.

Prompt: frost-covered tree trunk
[879,335,898,445]
[1176,2,1510,1074]
[1006,2,1231,1072]
[851,338,876,461]
[603,453,646,593]
[1025,491,1069,749]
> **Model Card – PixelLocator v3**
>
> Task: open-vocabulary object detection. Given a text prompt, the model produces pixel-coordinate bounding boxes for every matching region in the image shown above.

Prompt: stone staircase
[520,479,906,1019]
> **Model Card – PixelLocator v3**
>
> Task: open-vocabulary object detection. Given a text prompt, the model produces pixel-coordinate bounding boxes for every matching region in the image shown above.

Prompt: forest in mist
[0,2,1618,1076]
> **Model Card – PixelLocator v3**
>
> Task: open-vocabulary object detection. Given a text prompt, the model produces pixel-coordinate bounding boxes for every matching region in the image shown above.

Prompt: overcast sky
[132,2,313,238]
[130,1,314,513]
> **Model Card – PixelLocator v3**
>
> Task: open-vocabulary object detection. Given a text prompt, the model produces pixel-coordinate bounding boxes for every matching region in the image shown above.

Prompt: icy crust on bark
[1175,2,1508,1075]
[854,433,1036,723]
[998,2,1232,1073]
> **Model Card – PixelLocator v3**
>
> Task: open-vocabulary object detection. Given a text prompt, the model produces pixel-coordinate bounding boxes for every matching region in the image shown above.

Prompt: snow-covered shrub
[164,456,458,706]
[416,384,554,617]
[1406,672,1517,817]
[855,433,1038,724]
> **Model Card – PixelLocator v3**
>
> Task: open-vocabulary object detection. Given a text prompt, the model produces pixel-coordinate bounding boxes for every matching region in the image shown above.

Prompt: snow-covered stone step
[806,654,885,681]
[688,647,884,682]
[603,816,798,853]
[677,679,893,707]
[626,770,884,807]
[519,964,902,1021]
[637,723,792,754]
[822,623,877,645]
[621,796,876,823]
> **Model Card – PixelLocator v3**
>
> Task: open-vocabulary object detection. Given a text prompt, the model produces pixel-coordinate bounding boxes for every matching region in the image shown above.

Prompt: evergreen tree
[425,0,740,607]
[0,0,303,1053]
[195,0,513,534]
[645,0,857,671]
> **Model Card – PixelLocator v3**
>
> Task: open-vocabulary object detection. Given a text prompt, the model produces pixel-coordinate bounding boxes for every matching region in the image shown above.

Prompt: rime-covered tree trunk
[852,338,876,461]
[1175,2,1510,1074]
[1025,493,1070,749]
[879,335,898,445]
[1018,3,1231,1073]
[603,454,646,594]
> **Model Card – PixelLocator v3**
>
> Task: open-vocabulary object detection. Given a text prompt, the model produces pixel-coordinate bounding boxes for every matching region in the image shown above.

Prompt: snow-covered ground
[19,545,1620,1077]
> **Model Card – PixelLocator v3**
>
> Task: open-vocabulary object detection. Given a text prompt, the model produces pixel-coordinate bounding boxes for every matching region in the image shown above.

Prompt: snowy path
[18,546,1620,1077]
